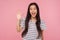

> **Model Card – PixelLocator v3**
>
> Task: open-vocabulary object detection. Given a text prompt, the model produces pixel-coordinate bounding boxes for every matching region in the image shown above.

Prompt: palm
[17,11,21,20]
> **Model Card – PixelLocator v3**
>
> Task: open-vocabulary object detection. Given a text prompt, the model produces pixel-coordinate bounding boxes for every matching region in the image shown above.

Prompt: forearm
[41,30,44,40]
[16,19,22,32]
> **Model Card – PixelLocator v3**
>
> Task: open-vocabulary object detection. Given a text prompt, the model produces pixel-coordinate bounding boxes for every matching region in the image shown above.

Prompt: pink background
[0,0,60,40]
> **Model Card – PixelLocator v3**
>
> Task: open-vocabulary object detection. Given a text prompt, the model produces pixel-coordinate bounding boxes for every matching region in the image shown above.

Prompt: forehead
[30,5,36,8]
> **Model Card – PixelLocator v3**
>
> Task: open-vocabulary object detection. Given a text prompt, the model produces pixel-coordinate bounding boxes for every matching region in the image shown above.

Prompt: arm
[16,11,22,32]
[16,19,22,32]
[41,30,44,40]
[40,20,46,40]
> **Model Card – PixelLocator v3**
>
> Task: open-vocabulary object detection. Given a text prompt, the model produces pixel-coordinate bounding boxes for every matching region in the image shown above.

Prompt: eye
[30,8,32,10]
[34,7,37,10]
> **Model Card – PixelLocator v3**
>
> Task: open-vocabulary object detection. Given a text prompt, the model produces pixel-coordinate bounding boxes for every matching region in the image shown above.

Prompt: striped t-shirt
[20,18,46,40]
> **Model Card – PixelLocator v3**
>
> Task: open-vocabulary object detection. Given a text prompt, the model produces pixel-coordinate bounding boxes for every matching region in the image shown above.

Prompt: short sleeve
[19,18,25,29]
[40,20,46,30]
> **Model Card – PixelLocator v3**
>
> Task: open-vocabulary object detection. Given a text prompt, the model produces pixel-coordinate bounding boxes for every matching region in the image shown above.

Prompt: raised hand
[16,10,22,32]
[17,11,21,20]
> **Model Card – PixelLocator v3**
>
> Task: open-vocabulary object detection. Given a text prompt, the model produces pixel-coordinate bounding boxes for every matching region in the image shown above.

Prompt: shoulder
[21,17,26,20]
[20,17,26,29]
[41,19,45,24]
[40,19,46,30]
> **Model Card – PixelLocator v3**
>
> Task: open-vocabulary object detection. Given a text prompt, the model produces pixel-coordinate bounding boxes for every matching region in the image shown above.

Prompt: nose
[32,9,35,12]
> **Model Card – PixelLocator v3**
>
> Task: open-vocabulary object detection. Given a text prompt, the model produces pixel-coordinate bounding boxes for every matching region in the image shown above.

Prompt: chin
[32,16,36,18]
[31,15,36,18]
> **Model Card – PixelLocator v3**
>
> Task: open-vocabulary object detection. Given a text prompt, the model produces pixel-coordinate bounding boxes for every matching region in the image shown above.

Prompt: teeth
[32,13,35,14]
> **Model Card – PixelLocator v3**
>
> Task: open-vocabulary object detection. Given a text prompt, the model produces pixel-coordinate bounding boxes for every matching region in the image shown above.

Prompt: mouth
[32,13,35,15]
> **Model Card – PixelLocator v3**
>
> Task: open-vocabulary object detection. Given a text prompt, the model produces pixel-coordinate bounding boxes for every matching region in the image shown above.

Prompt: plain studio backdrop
[0,0,60,40]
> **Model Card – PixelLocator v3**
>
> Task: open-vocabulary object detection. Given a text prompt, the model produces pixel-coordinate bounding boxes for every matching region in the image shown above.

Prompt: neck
[31,17,36,20]
[30,17,36,22]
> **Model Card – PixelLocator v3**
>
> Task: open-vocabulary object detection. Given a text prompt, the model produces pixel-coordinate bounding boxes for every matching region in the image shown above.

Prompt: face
[30,5,37,18]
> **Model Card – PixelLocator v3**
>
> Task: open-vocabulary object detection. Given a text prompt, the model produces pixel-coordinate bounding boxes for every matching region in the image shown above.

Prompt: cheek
[35,10,37,14]
[34,10,37,15]
[30,10,32,15]
[30,10,32,13]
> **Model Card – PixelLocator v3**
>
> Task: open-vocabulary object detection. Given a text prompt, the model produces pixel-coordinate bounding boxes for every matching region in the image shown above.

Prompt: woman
[17,2,46,40]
